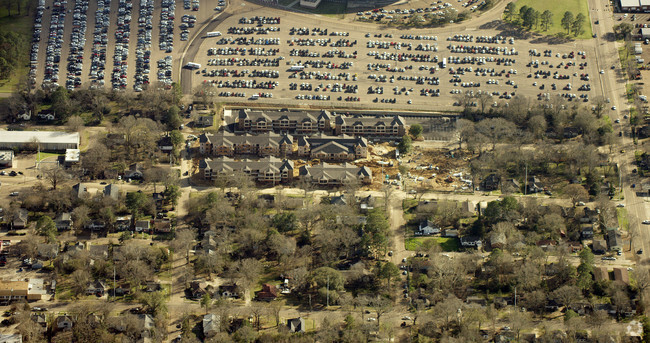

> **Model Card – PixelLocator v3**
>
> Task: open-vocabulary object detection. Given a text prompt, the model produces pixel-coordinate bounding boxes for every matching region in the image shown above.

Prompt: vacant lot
[513,0,592,39]
[405,236,460,251]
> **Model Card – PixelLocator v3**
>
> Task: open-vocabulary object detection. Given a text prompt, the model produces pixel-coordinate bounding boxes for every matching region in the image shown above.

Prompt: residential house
[89,245,109,260]
[124,163,144,180]
[218,284,241,299]
[297,134,368,161]
[358,195,375,212]
[197,115,214,128]
[31,314,47,328]
[64,149,80,166]
[593,239,607,254]
[56,316,73,330]
[417,220,440,235]
[299,163,372,185]
[85,221,106,231]
[333,114,406,138]
[87,280,107,296]
[158,136,174,152]
[200,157,294,184]
[461,200,476,215]
[37,244,58,260]
[443,229,459,237]
[287,317,305,333]
[115,216,131,231]
[203,314,220,338]
[581,224,595,240]
[607,230,623,252]
[593,267,610,282]
[72,183,88,199]
[135,220,150,233]
[199,132,293,157]
[526,176,543,194]
[144,282,161,292]
[330,194,347,206]
[12,209,28,230]
[580,207,600,223]
[189,281,207,299]
[0,334,22,343]
[536,239,558,250]
[103,184,120,200]
[460,236,482,248]
[480,174,500,191]
[153,219,172,233]
[490,231,506,250]
[256,283,278,301]
[236,109,332,134]
[613,268,630,285]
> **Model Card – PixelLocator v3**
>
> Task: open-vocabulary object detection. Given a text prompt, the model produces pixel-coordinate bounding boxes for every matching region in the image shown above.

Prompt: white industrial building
[64,149,80,166]
[620,0,650,12]
[0,131,80,151]
[0,151,13,168]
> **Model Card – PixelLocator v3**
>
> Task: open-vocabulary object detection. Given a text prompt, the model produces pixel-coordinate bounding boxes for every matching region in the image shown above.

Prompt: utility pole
[113,265,116,302]
[524,164,528,195]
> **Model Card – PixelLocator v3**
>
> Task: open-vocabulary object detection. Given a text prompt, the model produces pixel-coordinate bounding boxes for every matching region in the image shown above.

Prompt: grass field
[512,0,592,39]
[617,207,629,230]
[0,10,33,93]
[297,2,347,17]
[405,236,460,251]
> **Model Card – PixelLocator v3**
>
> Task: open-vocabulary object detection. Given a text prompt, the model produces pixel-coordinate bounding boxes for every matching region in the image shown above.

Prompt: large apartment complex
[297,135,368,161]
[199,132,293,157]
[299,163,373,185]
[236,109,406,138]
[200,157,294,184]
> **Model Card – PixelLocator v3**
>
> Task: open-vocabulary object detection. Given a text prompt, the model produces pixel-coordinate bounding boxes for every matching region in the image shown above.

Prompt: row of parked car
[134,0,154,91]
[111,0,133,90]
[89,0,111,88]
[43,0,67,87]
[29,0,46,87]
[65,0,89,90]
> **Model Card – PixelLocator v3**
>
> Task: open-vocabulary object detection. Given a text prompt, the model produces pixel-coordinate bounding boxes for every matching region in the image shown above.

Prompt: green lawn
[36,152,61,162]
[405,236,460,252]
[512,0,592,39]
[0,12,34,93]
[617,207,629,230]
[298,2,347,17]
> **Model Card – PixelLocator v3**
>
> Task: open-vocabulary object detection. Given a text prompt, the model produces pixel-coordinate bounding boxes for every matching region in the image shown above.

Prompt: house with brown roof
[236,109,332,134]
[593,267,609,282]
[299,162,372,185]
[153,219,172,233]
[0,279,44,303]
[613,268,629,285]
[256,283,278,301]
[297,134,368,161]
[199,132,293,157]
[200,157,294,184]
[333,115,406,138]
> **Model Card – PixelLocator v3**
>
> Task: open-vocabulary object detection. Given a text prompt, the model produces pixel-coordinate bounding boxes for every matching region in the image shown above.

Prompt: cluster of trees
[504,3,553,32]
[560,11,587,37]
[0,31,28,79]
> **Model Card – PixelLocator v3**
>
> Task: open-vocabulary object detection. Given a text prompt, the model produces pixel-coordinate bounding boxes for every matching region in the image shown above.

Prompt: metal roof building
[0,131,80,151]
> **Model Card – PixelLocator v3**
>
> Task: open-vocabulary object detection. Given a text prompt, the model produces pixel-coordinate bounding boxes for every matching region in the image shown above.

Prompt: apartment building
[299,162,373,185]
[236,109,333,134]
[200,157,294,183]
[297,135,368,161]
[199,132,293,157]
[333,115,406,138]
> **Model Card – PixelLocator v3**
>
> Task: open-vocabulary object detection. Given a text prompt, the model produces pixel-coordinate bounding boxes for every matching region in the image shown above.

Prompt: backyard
[405,236,460,252]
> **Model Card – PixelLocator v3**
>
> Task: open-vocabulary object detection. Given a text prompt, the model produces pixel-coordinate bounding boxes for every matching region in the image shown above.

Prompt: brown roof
[0,281,29,297]
[593,267,609,282]
[613,268,629,284]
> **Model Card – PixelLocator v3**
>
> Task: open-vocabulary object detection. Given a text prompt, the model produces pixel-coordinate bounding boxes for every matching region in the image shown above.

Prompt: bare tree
[66,115,85,133]
[43,166,69,190]
[171,229,195,264]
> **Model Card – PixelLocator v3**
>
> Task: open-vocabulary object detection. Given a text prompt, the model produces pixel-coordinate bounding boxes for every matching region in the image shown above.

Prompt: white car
[600,70,604,74]
[617,203,625,207]
[642,220,650,224]
[612,106,617,110]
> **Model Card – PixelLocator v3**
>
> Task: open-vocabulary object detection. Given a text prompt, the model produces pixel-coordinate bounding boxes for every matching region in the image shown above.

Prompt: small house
[203,313,220,338]
[153,220,172,233]
[115,216,132,231]
[37,244,58,260]
[189,281,207,299]
[0,334,23,343]
[581,224,594,240]
[417,220,440,235]
[56,316,73,330]
[613,268,629,285]
[103,184,120,200]
[443,229,459,238]
[135,220,150,233]
[481,174,500,191]
[125,163,144,180]
[158,136,174,152]
[31,313,47,328]
[287,317,305,333]
[87,280,107,296]
[592,239,607,254]
[219,284,241,299]
[606,230,622,252]
[55,213,73,231]
[256,283,278,301]
[460,236,482,248]
[197,115,214,128]
[89,245,109,260]
[12,209,28,230]
[72,183,88,199]
[593,267,609,282]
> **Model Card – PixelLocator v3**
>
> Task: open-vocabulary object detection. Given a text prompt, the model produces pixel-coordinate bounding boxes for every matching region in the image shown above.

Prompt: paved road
[588,0,650,261]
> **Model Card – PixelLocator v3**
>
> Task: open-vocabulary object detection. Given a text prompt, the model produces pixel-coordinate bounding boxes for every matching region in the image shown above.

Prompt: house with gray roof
[297,134,368,161]
[72,183,88,199]
[203,314,220,338]
[199,132,293,157]
[333,115,406,138]
[200,157,294,183]
[299,162,372,185]
[103,184,120,199]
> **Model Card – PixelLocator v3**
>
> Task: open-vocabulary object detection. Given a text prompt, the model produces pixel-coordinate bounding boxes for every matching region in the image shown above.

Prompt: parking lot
[185,2,605,111]
[31,0,222,91]
[29,0,608,111]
